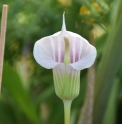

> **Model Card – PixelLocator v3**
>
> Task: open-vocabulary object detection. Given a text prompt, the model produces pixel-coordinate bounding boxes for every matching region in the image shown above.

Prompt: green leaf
[93,0,122,123]
[2,63,41,124]
[0,100,17,124]
[102,78,119,124]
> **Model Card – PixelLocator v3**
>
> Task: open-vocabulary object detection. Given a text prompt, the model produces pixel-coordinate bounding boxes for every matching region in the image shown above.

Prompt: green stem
[63,100,72,124]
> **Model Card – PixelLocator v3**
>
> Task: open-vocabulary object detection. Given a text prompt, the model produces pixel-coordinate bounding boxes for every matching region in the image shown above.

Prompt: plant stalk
[0,5,8,95]
[78,30,95,124]
[63,100,72,124]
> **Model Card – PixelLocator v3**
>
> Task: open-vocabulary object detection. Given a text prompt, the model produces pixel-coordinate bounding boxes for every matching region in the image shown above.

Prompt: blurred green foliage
[0,0,122,124]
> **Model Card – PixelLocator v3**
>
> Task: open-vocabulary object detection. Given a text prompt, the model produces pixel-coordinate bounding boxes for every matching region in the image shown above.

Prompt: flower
[33,13,97,100]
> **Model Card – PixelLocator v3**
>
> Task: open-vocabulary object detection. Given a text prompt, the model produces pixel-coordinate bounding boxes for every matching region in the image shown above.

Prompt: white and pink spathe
[33,13,96,71]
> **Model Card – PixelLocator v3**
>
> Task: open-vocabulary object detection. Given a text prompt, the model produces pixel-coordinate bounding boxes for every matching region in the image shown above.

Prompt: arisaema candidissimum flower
[33,13,96,100]
[33,13,97,124]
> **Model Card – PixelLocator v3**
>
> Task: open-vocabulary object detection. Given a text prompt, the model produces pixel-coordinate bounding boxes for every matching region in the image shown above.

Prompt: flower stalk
[63,100,72,124]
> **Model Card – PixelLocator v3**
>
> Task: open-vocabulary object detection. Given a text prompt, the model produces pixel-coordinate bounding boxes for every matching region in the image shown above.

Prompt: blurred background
[0,0,122,124]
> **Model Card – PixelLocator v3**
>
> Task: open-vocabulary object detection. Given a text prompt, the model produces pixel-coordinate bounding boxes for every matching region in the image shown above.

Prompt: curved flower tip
[61,11,66,33]
[33,13,97,70]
